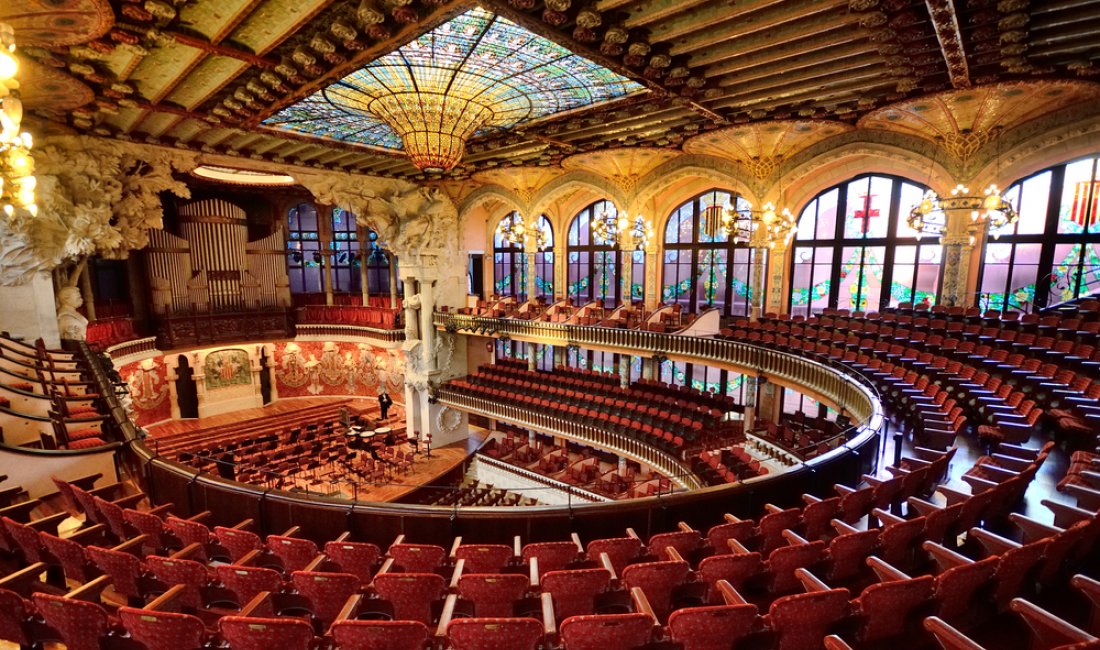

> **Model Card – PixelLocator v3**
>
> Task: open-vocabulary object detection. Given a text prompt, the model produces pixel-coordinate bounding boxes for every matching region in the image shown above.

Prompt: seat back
[586,537,642,575]
[87,545,145,599]
[0,587,31,646]
[668,603,759,650]
[934,557,997,619]
[267,535,319,572]
[542,568,611,620]
[648,530,700,560]
[559,612,654,650]
[218,616,314,650]
[40,532,92,583]
[458,573,529,618]
[768,588,851,650]
[119,606,206,650]
[372,572,446,624]
[32,592,109,650]
[455,544,514,573]
[855,575,933,643]
[331,620,429,650]
[214,526,262,562]
[522,541,580,577]
[146,555,207,610]
[621,560,690,621]
[447,617,544,650]
[215,564,282,606]
[697,553,764,600]
[291,571,361,624]
[2,517,44,563]
[325,540,381,583]
[767,541,826,594]
[827,530,880,581]
[123,509,167,549]
[389,543,447,573]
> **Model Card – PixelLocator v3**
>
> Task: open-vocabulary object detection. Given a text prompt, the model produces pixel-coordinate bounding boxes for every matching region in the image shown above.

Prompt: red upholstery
[119,606,206,650]
[522,541,580,576]
[2,517,46,563]
[215,526,262,562]
[33,592,109,650]
[325,540,381,582]
[648,530,700,560]
[166,516,213,560]
[447,617,544,650]
[705,520,754,551]
[825,530,880,582]
[146,554,208,610]
[586,537,641,575]
[933,557,998,619]
[668,603,759,650]
[455,544,513,573]
[697,552,764,600]
[92,495,129,540]
[559,613,654,650]
[216,564,283,605]
[291,571,361,624]
[124,508,169,550]
[621,560,690,622]
[458,573,529,618]
[41,532,93,583]
[218,616,314,650]
[87,544,145,600]
[765,588,851,650]
[267,535,319,572]
[851,575,934,643]
[767,541,826,594]
[372,572,446,624]
[0,587,31,646]
[331,620,429,650]
[542,568,611,620]
[388,543,447,573]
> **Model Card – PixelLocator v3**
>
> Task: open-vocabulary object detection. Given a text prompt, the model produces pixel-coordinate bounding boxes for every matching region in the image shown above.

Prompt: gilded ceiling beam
[167,31,277,69]
[925,0,971,88]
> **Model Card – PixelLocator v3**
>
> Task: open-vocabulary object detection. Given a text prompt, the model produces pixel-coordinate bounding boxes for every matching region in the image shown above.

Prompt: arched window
[567,200,645,307]
[661,189,761,317]
[287,203,323,294]
[493,212,527,300]
[979,155,1100,311]
[789,174,938,316]
[533,215,555,300]
[330,207,360,294]
[363,230,392,296]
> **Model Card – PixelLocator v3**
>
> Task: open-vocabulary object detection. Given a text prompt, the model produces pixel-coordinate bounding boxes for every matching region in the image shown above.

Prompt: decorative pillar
[642,356,656,381]
[80,263,96,322]
[418,280,436,372]
[644,244,659,311]
[619,241,634,307]
[526,247,537,303]
[554,240,567,302]
[750,247,765,319]
[618,455,627,477]
[359,245,370,307]
[742,375,758,432]
[765,244,788,315]
[403,276,418,341]
[552,345,564,368]
[389,255,399,309]
[323,254,335,307]
[528,343,537,371]
[618,354,630,388]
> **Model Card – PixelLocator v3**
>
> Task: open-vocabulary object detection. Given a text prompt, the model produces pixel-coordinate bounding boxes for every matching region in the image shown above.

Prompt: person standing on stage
[378,390,393,420]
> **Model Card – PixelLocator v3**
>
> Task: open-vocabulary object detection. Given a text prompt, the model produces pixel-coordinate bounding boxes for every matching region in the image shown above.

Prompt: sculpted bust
[57,286,89,341]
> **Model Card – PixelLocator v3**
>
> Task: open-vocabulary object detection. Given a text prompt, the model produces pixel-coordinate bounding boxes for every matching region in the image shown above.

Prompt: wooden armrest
[0,499,41,523]
[968,528,1021,557]
[989,454,1032,472]
[541,592,556,636]
[334,531,352,543]
[87,482,125,499]
[625,528,640,540]
[303,554,327,572]
[236,549,261,566]
[231,518,254,530]
[936,485,970,505]
[726,538,751,555]
[328,594,363,634]
[723,513,743,523]
[1011,513,1063,543]
[866,556,912,582]
[239,592,273,618]
[677,521,695,533]
[571,533,584,552]
[67,474,103,490]
[513,536,522,559]
[27,512,68,534]
[962,475,999,494]
[973,464,1019,479]
[389,534,406,550]
[1041,500,1097,528]
[831,519,860,535]
[716,580,749,606]
[529,557,539,589]
[376,558,394,575]
[66,575,112,603]
[907,497,941,517]
[0,562,47,591]
[861,474,883,487]
[1072,574,1100,604]
[112,535,150,555]
[449,537,462,557]
[278,526,300,538]
[802,494,822,505]
[169,543,203,560]
[435,593,458,638]
[664,547,685,563]
[997,443,1039,459]
[449,559,465,590]
[923,616,985,650]
[186,511,212,522]
[795,568,830,592]
[763,503,783,514]
[1065,484,1100,511]
[871,508,904,526]
[782,529,810,545]
[922,541,974,571]
[1010,598,1096,647]
[65,524,108,545]
[630,586,657,622]
[824,635,856,650]
[598,552,617,581]
[144,584,188,612]
[834,484,855,496]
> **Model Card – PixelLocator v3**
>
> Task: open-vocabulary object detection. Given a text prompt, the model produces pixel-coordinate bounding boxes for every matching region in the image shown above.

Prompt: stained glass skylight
[261,6,644,172]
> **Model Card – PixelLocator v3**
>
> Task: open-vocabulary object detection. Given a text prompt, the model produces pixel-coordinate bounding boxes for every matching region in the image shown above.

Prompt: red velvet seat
[458,573,529,618]
[218,615,314,650]
[542,568,611,619]
[372,572,446,624]
[331,620,429,650]
[291,570,361,625]
[119,606,207,650]
[668,602,759,650]
[559,612,654,650]
[447,617,544,650]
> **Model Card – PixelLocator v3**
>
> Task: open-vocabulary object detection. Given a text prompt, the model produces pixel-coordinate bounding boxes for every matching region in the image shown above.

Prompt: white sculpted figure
[56,286,88,341]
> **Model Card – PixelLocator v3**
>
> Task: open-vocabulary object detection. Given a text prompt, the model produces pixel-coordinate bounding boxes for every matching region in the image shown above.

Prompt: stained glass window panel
[816,189,839,239]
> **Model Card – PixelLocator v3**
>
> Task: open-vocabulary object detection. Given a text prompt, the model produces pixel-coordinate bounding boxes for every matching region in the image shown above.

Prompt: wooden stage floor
[147,397,488,503]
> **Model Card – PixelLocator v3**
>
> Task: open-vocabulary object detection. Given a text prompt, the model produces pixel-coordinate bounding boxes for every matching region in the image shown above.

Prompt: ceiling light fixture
[0,22,35,220]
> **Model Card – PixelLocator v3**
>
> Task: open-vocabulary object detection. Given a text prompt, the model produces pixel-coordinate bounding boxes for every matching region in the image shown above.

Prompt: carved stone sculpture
[56,286,88,341]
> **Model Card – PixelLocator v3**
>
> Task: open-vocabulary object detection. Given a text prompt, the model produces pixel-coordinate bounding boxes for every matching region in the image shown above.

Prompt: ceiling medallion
[263,7,643,173]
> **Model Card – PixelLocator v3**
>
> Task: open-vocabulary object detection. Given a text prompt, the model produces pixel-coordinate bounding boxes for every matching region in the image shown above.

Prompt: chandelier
[0,23,35,219]
[908,184,1018,241]
[591,207,653,250]
[497,213,549,250]
[705,202,796,248]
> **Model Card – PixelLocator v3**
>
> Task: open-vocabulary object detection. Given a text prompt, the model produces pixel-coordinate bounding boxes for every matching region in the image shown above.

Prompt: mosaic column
[526,250,537,302]
[644,245,659,311]
[555,241,567,302]
[359,247,370,306]
[553,345,563,368]
[742,375,757,432]
[750,247,765,319]
[619,354,630,388]
[766,244,788,315]
[528,343,537,371]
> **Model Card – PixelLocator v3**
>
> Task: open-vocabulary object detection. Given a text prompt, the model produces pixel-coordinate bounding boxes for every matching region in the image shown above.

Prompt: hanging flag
[1070,180,1100,227]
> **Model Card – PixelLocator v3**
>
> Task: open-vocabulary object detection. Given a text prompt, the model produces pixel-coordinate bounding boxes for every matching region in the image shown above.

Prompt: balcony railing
[434,311,882,432]
[295,323,405,343]
[437,389,705,490]
[472,454,609,503]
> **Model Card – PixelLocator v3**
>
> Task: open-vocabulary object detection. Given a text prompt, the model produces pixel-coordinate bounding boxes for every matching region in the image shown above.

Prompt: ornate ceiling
[11,0,1100,182]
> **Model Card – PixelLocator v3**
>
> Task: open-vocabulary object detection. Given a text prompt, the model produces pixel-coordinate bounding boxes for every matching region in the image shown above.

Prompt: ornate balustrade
[434,311,880,429]
[437,389,704,490]
[295,323,405,344]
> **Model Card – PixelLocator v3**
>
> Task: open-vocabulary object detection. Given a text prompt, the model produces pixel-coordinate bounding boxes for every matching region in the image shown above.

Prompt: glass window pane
[1059,161,1094,235]
[796,199,817,241]
[817,189,838,239]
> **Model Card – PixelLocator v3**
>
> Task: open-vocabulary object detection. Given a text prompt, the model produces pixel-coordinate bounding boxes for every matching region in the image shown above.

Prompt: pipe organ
[145,199,291,314]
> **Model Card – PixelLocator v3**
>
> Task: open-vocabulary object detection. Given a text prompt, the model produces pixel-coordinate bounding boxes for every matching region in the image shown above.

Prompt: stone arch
[630,155,760,236]
[973,108,1100,190]
[459,185,527,221]
[530,171,629,234]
